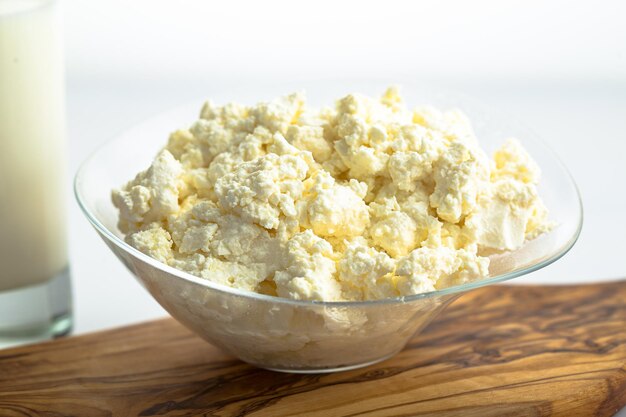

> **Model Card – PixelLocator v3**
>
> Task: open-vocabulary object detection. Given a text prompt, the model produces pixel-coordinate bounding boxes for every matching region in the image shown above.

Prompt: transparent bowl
[75,82,582,373]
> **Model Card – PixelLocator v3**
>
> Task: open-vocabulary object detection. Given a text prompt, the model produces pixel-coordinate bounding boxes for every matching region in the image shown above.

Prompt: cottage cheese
[113,87,551,302]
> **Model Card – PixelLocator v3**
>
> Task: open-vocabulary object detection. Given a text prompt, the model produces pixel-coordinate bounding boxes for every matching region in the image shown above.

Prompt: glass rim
[73,90,583,308]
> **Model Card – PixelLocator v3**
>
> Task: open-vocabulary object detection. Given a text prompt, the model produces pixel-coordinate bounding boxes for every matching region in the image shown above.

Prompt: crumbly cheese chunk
[112,150,184,233]
[429,142,490,223]
[304,171,370,239]
[273,230,340,301]
[395,246,489,295]
[214,152,309,230]
[337,237,396,300]
[113,87,552,302]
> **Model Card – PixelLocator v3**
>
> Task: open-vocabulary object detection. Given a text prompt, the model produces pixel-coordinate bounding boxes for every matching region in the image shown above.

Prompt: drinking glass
[0,0,72,347]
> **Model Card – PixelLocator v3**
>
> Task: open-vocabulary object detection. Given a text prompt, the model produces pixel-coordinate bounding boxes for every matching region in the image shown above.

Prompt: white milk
[0,0,68,292]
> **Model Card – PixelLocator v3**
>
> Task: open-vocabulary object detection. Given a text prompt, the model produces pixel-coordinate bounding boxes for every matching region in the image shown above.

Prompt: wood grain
[1,281,626,417]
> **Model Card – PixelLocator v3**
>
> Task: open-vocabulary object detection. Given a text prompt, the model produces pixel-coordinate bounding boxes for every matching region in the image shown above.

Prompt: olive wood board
[1,280,626,417]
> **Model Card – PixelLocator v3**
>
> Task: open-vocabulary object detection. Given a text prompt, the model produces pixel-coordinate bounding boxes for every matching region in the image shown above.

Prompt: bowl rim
[73,89,583,308]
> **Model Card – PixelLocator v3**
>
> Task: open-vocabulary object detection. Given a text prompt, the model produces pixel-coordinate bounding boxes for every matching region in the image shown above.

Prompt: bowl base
[258,349,402,374]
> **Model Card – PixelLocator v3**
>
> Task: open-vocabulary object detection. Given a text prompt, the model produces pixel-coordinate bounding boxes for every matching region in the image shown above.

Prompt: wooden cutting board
[1,281,626,417]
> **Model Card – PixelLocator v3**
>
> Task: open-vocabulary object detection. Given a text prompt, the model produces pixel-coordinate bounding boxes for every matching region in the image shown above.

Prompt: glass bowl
[74,82,582,373]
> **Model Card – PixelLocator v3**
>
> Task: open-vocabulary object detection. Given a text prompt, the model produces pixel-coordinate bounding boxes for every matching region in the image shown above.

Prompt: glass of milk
[0,0,72,346]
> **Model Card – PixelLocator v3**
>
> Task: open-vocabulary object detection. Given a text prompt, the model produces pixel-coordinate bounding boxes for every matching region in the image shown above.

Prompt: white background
[59,4,626,411]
